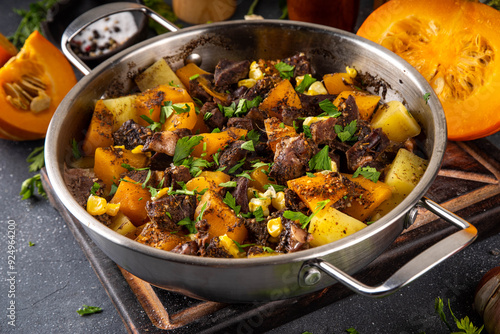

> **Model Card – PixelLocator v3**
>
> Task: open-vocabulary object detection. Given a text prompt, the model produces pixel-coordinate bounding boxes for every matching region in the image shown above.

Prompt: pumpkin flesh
[357,0,500,140]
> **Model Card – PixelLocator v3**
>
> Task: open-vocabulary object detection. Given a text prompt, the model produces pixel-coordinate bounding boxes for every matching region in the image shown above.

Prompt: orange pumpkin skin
[357,0,500,141]
[0,33,17,67]
[0,31,77,141]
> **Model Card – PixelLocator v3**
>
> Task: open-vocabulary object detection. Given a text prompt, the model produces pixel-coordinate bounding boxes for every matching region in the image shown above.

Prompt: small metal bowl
[41,0,148,69]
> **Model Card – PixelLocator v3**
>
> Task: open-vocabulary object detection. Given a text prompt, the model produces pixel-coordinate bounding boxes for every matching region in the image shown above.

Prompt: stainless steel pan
[45,2,477,302]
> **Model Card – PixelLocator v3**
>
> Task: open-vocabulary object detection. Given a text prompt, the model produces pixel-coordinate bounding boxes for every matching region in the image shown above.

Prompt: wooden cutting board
[41,139,500,333]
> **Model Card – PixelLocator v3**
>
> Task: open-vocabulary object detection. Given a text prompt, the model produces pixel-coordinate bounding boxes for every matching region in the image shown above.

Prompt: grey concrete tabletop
[0,0,499,333]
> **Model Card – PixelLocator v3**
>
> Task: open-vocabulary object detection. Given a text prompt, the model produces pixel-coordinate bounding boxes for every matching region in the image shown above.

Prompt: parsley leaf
[71,139,81,160]
[241,140,255,151]
[172,103,191,114]
[246,129,260,145]
[308,145,332,171]
[28,241,35,247]
[424,92,431,104]
[318,99,341,117]
[219,181,237,188]
[76,305,102,316]
[263,184,286,192]
[353,166,381,183]
[223,192,241,216]
[90,182,101,195]
[173,136,204,165]
[177,217,197,234]
[435,297,484,334]
[232,240,256,253]
[283,199,330,229]
[253,205,265,222]
[26,146,45,172]
[295,74,316,93]
[303,124,312,138]
[335,120,358,142]
[274,62,295,79]
[20,174,46,200]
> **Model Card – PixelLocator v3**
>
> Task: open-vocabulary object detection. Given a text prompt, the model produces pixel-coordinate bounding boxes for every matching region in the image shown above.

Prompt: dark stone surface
[0,1,499,333]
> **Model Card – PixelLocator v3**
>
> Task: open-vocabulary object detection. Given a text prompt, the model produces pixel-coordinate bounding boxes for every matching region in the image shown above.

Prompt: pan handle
[61,2,179,75]
[299,196,478,297]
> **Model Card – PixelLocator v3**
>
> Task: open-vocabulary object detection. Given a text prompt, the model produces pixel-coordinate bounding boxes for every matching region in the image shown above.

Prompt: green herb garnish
[335,120,358,142]
[435,297,484,334]
[20,174,46,200]
[275,62,295,79]
[295,74,316,93]
[308,145,332,171]
[173,135,204,165]
[26,146,45,172]
[223,192,241,216]
[283,199,330,229]
[318,99,341,117]
[353,166,381,183]
[76,305,102,316]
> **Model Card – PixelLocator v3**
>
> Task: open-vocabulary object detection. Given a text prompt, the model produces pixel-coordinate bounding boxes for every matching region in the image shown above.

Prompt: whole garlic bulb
[474,266,500,334]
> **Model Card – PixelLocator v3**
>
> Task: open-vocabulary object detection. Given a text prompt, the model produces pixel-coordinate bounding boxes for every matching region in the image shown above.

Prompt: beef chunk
[122,169,163,188]
[146,194,197,231]
[200,102,226,130]
[189,74,213,103]
[149,152,172,171]
[276,220,312,253]
[337,95,360,127]
[298,94,337,116]
[232,177,249,214]
[346,127,390,172]
[241,76,281,101]
[171,241,198,255]
[63,167,103,207]
[214,59,250,87]
[113,119,152,149]
[245,107,268,131]
[142,131,181,156]
[219,140,248,173]
[310,116,338,146]
[284,188,310,215]
[204,237,232,258]
[163,165,192,190]
[227,117,253,131]
[269,134,314,184]
[283,53,314,77]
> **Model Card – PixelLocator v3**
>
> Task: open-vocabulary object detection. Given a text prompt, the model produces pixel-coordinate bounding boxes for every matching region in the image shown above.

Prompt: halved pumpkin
[0,31,77,140]
[0,33,17,67]
[357,0,500,141]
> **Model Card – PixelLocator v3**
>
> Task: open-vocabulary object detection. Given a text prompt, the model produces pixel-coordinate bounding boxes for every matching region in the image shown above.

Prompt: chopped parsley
[223,192,241,216]
[20,174,46,200]
[303,124,312,138]
[353,166,381,183]
[219,181,237,188]
[283,199,330,229]
[177,217,197,234]
[295,74,317,93]
[424,92,431,104]
[232,240,256,253]
[140,114,163,132]
[435,297,484,334]
[335,120,358,142]
[218,96,262,118]
[308,145,332,171]
[121,163,149,172]
[247,129,260,145]
[263,183,286,192]
[173,135,204,165]
[318,99,341,117]
[27,146,45,172]
[76,305,102,316]
[189,74,200,80]
[90,182,101,195]
[241,140,255,151]
[28,241,35,247]
[274,62,295,79]
[71,139,81,160]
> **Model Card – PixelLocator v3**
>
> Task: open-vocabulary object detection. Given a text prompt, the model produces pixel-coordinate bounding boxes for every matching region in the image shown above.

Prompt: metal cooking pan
[45,2,477,302]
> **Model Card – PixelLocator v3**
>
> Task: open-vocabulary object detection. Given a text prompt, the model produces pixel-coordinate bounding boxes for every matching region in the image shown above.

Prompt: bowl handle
[61,2,179,75]
[299,196,478,297]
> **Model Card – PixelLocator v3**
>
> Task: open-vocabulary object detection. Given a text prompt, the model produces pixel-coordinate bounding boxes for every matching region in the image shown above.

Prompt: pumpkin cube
[323,73,356,94]
[82,100,114,156]
[259,79,302,119]
[110,176,151,226]
[333,91,381,121]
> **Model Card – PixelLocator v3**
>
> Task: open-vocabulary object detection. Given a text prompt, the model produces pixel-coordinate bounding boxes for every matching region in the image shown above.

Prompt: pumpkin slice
[0,31,77,140]
[357,0,500,141]
[0,33,17,67]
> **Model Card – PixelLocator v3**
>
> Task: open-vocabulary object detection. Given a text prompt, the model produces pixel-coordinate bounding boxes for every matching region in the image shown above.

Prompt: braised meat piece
[310,116,338,146]
[171,241,198,255]
[200,102,226,130]
[204,237,232,258]
[163,165,192,190]
[276,220,313,253]
[227,117,253,131]
[298,94,337,116]
[113,119,152,149]
[149,152,172,171]
[284,188,310,215]
[146,194,197,231]
[245,107,268,132]
[346,127,390,172]
[214,59,250,87]
[232,177,249,214]
[281,105,317,127]
[122,169,163,188]
[337,95,359,127]
[189,74,213,103]
[283,53,314,77]
[142,131,181,156]
[218,140,248,173]
[63,167,103,207]
[269,134,314,184]
[194,219,210,256]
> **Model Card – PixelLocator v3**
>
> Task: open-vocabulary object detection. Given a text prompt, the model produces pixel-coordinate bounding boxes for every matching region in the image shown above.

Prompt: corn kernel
[238,78,257,88]
[106,202,121,216]
[295,75,305,86]
[267,217,283,237]
[113,145,125,150]
[152,187,170,201]
[305,81,328,96]
[330,160,338,172]
[271,191,286,211]
[249,197,272,216]
[219,234,245,258]
[249,61,264,80]
[131,145,144,154]
[87,194,107,216]
[346,66,357,78]
[303,116,330,127]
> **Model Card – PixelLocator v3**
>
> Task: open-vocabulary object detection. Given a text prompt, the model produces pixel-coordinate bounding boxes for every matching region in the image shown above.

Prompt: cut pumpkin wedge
[0,31,77,140]
[357,0,500,141]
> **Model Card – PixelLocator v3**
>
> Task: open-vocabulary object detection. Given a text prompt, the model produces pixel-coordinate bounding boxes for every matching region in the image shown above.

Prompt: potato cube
[102,95,138,130]
[384,148,428,197]
[308,205,367,247]
[135,58,185,91]
[109,211,137,236]
[370,101,421,142]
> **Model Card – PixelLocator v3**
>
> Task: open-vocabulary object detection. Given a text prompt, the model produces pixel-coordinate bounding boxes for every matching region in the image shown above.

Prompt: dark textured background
[0,1,499,333]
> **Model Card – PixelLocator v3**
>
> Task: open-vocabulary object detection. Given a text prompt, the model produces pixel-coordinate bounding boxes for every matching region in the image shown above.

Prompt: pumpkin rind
[357,0,500,141]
